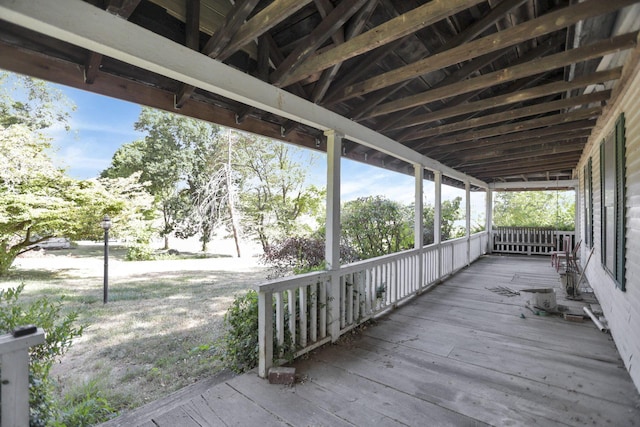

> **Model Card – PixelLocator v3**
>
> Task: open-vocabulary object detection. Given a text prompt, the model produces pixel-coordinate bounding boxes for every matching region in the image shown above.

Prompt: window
[584,158,593,248]
[600,113,626,290]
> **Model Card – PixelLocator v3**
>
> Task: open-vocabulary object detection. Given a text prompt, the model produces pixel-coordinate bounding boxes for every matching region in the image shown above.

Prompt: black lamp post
[101,214,111,304]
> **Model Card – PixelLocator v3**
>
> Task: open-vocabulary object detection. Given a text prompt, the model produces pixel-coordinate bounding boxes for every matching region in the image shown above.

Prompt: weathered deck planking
[101,255,640,427]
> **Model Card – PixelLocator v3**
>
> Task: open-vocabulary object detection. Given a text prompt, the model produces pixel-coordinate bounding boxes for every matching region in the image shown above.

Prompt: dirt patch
[2,240,269,414]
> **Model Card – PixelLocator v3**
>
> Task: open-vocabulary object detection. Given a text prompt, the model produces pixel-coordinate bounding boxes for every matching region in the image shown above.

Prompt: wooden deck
[101,255,640,427]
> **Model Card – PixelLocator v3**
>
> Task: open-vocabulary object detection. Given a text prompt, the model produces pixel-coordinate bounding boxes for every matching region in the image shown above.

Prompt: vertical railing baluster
[287,289,296,350]
[310,283,317,343]
[319,279,327,339]
[258,291,273,378]
[299,285,308,348]
[275,292,284,352]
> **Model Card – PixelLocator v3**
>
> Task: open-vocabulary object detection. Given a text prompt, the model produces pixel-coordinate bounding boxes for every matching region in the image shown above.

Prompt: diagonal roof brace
[0,0,488,188]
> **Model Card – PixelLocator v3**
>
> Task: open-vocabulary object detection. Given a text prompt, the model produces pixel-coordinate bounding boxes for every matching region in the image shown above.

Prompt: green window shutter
[583,158,593,248]
[615,113,626,291]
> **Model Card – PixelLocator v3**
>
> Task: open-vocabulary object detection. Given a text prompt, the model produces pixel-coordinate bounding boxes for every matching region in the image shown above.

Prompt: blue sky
[46,83,483,216]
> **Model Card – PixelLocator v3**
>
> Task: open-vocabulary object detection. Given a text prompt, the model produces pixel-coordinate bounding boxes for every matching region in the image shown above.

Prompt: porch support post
[574,184,580,251]
[257,290,273,378]
[434,171,442,278]
[414,165,424,289]
[486,189,493,254]
[325,129,342,342]
[465,181,471,266]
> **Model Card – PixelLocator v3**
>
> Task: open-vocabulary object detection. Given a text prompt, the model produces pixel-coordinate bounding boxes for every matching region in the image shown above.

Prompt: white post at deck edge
[325,130,342,341]
[465,181,471,266]
[486,189,493,254]
[0,328,45,427]
[414,165,424,289]
[434,172,442,278]
[258,291,273,378]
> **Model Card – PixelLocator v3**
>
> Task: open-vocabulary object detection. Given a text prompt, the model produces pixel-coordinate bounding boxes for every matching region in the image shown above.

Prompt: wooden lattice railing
[257,231,489,377]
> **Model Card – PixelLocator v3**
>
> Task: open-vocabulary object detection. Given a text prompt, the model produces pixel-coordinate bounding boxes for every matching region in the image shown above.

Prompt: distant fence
[492,227,575,255]
[256,231,489,377]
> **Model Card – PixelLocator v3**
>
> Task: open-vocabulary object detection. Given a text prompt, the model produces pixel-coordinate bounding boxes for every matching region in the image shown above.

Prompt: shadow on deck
[101,255,640,426]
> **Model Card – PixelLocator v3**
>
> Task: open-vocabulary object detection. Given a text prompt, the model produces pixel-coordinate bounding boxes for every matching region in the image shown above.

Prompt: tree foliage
[262,236,358,278]
[0,76,105,275]
[493,191,575,230]
[102,108,228,250]
[341,196,413,259]
[233,134,323,251]
[422,196,465,243]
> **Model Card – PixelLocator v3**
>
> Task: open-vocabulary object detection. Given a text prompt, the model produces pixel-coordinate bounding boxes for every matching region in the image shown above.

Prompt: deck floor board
[101,255,640,427]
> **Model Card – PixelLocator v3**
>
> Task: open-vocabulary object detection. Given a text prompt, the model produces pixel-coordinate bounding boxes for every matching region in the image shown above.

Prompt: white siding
[578,54,640,391]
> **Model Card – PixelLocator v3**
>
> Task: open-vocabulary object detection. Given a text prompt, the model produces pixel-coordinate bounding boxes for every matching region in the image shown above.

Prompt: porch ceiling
[1,0,639,185]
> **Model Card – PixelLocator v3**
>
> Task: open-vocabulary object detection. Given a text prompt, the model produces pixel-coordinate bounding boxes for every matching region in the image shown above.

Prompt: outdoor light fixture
[101,214,111,304]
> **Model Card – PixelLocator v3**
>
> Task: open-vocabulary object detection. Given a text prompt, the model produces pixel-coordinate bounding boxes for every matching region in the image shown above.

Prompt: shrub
[0,284,85,426]
[262,236,358,278]
[56,379,117,426]
[125,243,154,261]
[217,290,295,374]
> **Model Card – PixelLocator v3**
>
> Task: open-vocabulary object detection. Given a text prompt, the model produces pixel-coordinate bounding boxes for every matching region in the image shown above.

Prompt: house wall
[577,48,640,392]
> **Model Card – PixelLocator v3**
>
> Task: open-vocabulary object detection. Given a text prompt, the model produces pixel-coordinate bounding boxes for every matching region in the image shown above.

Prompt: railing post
[325,130,342,342]
[465,181,471,266]
[1,327,45,427]
[486,189,493,254]
[414,164,424,290]
[258,290,273,378]
[434,171,442,280]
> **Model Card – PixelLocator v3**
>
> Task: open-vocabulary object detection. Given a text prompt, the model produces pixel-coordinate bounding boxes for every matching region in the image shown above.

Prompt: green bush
[217,290,294,374]
[125,243,154,261]
[217,290,260,373]
[55,379,117,426]
[0,284,86,426]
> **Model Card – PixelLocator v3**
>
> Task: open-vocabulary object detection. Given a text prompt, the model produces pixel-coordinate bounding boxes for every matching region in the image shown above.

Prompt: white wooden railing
[0,328,45,427]
[257,231,489,377]
[491,228,575,255]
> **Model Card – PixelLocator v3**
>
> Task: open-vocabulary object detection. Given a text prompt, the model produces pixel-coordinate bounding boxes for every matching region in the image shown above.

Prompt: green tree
[0,126,149,274]
[0,72,74,130]
[341,196,413,259]
[179,126,228,252]
[102,108,228,251]
[420,196,465,244]
[234,134,323,252]
[493,191,575,230]
[0,75,107,275]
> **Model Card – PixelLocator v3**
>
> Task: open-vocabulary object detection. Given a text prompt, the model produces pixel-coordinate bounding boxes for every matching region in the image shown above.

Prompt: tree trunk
[164,234,169,250]
[226,130,242,258]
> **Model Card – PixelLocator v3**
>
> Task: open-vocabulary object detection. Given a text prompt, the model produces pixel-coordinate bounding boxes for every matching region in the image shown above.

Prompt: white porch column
[486,189,493,254]
[414,165,424,289]
[434,171,442,278]
[574,184,581,251]
[325,130,342,341]
[466,181,471,266]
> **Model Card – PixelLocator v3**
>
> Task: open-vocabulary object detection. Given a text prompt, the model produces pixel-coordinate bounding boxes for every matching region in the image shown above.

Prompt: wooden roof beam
[406,89,610,140]
[217,0,313,61]
[84,0,142,84]
[453,140,587,167]
[328,0,639,104]
[279,0,486,88]
[410,107,601,150]
[312,0,377,103]
[270,0,369,87]
[462,155,581,176]
[369,31,638,118]
[349,0,529,121]
[387,67,622,131]
[424,122,595,156]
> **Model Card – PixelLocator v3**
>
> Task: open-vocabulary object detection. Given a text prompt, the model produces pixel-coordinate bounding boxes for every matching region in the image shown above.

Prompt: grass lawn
[0,241,269,416]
